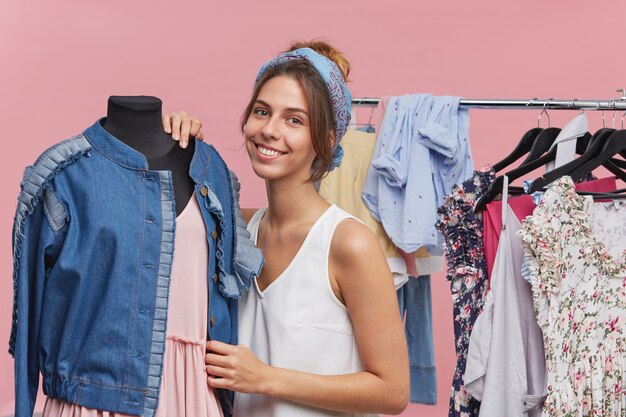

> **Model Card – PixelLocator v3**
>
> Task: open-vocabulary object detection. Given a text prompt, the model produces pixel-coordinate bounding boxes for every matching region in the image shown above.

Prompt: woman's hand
[205,340,272,394]
[162,111,205,148]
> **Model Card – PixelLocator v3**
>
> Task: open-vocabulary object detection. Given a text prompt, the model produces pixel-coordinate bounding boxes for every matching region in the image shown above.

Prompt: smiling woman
[240,45,349,183]
[243,76,319,182]
[165,40,410,417]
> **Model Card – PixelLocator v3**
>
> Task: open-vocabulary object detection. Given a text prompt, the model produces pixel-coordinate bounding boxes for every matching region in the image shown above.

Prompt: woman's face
[243,75,317,182]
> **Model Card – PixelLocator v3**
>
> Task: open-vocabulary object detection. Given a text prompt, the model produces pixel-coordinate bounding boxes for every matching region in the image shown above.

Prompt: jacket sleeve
[11,185,68,417]
[228,169,264,297]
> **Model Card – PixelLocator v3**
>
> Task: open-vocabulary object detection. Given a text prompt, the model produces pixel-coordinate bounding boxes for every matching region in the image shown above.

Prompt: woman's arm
[205,220,410,415]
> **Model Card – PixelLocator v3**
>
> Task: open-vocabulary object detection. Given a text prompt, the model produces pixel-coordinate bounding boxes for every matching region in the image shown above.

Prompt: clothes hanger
[543,101,590,172]
[518,127,561,165]
[490,98,546,172]
[529,102,626,200]
[578,188,626,200]
[586,128,626,169]
[492,128,543,172]
[567,128,626,183]
[528,120,626,192]
[580,103,626,163]
[475,130,593,212]
[475,102,557,211]
[354,106,376,133]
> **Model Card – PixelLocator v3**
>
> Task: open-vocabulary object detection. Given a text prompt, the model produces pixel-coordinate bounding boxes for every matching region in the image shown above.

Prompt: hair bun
[287,40,350,82]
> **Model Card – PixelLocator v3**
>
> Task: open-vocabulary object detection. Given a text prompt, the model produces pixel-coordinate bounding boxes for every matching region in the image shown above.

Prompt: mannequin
[11,94,261,417]
[103,95,195,215]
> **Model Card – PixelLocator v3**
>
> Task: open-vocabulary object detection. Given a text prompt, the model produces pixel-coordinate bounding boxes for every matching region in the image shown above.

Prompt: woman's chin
[250,164,283,181]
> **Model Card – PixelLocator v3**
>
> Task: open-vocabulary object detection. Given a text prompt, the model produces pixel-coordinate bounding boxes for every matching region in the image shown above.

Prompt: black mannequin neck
[102,95,196,216]
[103,96,175,160]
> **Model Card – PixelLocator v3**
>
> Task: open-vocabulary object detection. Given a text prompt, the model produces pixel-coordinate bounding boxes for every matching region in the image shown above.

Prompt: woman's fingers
[163,112,203,148]
[181,116,204,147]
[205,352,231,368]
[171,113,183,141]
[205,364,232,379]
[180,119,191,148]
[190,118,203,137]
[206,340,235,354]
[162,115,172,134]
[207,375,231,389]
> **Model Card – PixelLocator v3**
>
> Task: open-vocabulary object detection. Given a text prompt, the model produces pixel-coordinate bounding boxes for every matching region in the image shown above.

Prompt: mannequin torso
[102,95,195,215]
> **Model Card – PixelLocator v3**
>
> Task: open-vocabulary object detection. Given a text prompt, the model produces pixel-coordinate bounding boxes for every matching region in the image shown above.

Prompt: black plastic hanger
[475,147,559,212]
[587,128,626,168]
[518,127,561,165]
[475,132,592,212]
[491,127,543,172]
[528,129,626,192]
[568,129,626,183]
[580,128,626,167]
[578,188,626,200]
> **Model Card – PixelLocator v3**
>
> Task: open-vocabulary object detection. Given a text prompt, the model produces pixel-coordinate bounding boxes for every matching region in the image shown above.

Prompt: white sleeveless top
[234,205,379,417]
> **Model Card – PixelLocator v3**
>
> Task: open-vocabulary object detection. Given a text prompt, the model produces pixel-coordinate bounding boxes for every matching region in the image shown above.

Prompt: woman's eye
[288,117,303,125]
[254,108,269,117]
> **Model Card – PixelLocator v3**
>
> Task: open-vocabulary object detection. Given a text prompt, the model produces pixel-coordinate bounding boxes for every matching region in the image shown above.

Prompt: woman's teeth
[259,146,282,157]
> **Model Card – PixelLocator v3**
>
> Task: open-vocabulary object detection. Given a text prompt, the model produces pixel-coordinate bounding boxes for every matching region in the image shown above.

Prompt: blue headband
[255,47,352,170]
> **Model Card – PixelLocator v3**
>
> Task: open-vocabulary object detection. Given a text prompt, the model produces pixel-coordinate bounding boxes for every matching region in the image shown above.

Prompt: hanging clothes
[435,165,495,417]
[519,177,626,417]
[396,275,437,405]
[362,94,473,255]
[464,177,547,417]
[483,176,618,279]
[319,128,444,287]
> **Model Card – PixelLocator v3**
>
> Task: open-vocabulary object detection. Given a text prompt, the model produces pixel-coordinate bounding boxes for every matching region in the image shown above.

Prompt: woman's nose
[260,116,282,141]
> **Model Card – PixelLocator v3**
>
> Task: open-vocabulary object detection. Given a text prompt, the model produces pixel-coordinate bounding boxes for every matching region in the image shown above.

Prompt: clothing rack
[351,96,626,110]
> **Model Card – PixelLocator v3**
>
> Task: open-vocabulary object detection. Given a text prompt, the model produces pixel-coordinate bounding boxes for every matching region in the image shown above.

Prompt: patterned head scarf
[255,47,352,170]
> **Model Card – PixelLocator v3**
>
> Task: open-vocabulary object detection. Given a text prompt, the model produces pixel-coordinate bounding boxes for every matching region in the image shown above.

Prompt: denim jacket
[10,120,263,417]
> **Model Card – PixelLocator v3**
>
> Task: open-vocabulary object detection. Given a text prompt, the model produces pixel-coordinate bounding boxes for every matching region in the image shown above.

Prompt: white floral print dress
[519,176,626,417]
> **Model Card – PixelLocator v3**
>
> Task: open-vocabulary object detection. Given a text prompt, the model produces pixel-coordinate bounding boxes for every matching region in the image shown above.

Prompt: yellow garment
[319,129,443,287]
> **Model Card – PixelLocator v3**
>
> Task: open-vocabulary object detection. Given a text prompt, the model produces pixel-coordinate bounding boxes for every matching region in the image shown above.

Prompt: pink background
[1,1,626,416]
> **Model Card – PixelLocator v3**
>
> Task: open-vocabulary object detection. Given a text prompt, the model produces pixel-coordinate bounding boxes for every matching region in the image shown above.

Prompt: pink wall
[1,1,625,415]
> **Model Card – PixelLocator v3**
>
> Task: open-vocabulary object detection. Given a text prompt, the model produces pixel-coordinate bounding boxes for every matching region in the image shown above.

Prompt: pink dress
[43,195,223,417]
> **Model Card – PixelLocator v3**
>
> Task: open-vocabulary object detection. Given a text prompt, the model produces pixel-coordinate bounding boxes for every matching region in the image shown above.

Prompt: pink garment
[43,196,223,417]
[483,176,617,280]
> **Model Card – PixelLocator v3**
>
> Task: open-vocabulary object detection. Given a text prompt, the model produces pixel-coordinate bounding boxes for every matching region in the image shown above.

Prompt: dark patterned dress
[436,166,495,417]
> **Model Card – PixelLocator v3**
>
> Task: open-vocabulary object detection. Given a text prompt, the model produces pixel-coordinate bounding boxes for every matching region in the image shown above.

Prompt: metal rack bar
[351,97,626,110]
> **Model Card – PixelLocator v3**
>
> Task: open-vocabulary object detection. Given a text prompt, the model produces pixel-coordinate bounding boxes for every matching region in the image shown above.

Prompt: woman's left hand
[205,340,272,394]
[162,111,205,148]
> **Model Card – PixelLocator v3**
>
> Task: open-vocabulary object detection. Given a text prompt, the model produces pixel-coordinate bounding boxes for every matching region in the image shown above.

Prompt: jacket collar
[83,119,210,184]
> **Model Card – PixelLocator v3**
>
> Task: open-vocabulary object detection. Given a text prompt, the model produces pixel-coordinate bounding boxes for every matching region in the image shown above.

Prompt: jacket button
[213,273,218,283]
[200,186,208,197]
[212,230,217,240]
[210,316,216,326]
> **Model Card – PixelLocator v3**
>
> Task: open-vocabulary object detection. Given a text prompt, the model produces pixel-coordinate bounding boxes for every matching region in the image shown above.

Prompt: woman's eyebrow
[255,99,308,116]
[286,107,309,116]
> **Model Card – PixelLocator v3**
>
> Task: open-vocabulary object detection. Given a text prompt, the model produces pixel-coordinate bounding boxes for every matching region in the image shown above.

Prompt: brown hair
[241,40,350,183]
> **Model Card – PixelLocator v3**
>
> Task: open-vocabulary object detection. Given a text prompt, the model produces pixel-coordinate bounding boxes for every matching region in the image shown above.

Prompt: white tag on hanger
[545,113,588,172]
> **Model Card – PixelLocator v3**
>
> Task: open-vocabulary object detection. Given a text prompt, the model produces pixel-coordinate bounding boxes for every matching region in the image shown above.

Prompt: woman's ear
[329,131,336,149]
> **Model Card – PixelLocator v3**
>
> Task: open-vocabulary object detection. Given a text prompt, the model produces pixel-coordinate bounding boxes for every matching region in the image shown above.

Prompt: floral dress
[436,166,495,417]
[519,176,626,417]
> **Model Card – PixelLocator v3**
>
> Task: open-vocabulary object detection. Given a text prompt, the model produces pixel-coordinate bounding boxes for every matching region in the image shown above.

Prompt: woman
[165,41,409,416]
